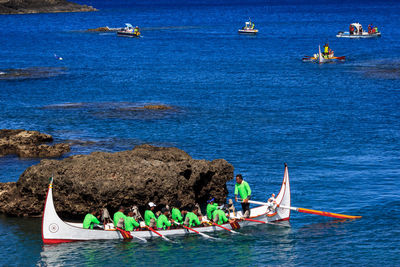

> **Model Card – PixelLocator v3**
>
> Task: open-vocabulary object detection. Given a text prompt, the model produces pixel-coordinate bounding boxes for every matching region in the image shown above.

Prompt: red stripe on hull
[43,239,77,244]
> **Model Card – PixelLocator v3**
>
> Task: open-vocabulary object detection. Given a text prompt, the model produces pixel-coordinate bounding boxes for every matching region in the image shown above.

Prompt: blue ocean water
[1,0,399,265]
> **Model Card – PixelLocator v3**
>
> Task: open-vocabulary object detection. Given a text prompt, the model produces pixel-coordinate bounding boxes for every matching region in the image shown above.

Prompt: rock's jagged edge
[0,145,234,220]
[0,0,97,15]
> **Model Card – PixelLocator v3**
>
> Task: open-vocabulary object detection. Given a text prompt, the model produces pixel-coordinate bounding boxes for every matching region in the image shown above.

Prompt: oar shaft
[244,218,266,224]
[244,200,361,220]
[296,207,361,219]
[279,205,361,219]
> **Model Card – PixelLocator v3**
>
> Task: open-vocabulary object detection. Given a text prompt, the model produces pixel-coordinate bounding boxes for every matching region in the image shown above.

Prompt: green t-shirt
[125,216,140,231]
[144,210,157,226]
[234,180,251,200]
[113,211,127,228]
[185,212,201,227]
[171,208,183,223]
[83,213,100,229]
[213,209,228,225]
[206,203,218,220]
[156,214,171,229]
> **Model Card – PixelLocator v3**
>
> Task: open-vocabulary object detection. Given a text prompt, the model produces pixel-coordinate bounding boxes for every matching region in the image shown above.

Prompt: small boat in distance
[238,19,258,34]
[302,44,346,64]
[117,23,141,37]
[337,23,381,38]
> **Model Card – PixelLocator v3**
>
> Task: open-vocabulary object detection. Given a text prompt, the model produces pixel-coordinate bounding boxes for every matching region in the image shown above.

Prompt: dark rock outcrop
[0,129,70,158]
[0,145,233,218]
[0,0,97,15]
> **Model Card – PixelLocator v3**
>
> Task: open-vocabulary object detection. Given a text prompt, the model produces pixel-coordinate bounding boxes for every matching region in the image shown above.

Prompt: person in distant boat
[125,210,140,231]
[212,208,229,225]
[134,26,140,36]
[368,24,372,34]
[359,25,363,33]
[322,43,330,59]
[171,200,184,223]
[234,174,252,218]
[113,206,127,229]
[156,208,172,230]
[184,206,202,227]
[206,197,218,220]
[144,202,157,227]
[373,26,378,33]
[83,209,101,229]
[251,22,255,29]
[349,24,354,35]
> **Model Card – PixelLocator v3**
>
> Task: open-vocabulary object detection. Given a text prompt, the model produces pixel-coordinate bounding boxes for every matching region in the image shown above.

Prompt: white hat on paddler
[148,202,156,208]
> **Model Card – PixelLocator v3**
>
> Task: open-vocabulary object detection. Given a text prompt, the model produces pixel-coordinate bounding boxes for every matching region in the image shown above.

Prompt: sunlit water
[0,0,399,265]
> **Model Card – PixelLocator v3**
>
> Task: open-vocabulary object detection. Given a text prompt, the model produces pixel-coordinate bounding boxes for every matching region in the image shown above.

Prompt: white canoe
[336,31,381,38]
[42,164,291,244]
[238,29,258,34]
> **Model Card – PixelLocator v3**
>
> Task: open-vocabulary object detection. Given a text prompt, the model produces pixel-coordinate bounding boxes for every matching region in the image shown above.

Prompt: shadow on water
[350,59,400,80]
[37,224,295,266]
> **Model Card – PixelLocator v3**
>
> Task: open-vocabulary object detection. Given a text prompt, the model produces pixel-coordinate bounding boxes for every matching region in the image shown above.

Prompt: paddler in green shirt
[83,209,101,229]
[125,211,140,231]
[144,202,157,227]
[206,197,218,220]
[212,209,229,225]
[171,200,183,223]
[184,206,202,227]
[113,206,127,229]
[234,174,252,218]
[156,208,172,230]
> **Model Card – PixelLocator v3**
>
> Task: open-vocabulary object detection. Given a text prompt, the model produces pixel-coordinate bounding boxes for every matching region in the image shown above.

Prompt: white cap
[148,202,156,207]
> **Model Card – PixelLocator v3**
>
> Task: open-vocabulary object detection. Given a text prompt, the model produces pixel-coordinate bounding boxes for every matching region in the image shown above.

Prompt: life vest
[324,46,329,54]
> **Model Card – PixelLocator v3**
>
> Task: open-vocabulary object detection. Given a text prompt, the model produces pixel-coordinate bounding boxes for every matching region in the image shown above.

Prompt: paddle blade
[297,208,362,219]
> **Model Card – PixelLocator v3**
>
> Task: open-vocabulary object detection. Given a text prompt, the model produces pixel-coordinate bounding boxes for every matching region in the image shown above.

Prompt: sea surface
[1,0,399,266]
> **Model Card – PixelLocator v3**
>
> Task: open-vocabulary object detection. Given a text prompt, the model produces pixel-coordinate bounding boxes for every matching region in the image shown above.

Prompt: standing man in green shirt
[144,202,157,227]
[125,211,140,231]
[83,209,101,229]
[234,174,252,218]
[113,206,127,228]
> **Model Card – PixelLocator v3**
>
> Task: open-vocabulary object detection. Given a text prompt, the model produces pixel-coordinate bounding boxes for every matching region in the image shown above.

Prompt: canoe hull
[42,165,291,243]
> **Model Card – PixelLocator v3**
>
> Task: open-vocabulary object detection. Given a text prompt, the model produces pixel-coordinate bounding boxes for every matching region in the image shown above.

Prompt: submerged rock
[0,0,97,15]
[0,67,66,80]
[0,129,70,158]
[0,145,233,218]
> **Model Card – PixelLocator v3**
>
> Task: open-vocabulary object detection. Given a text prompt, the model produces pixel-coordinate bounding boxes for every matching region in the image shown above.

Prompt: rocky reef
[0,145,233,218]
[0,67,66,81]
[0,0,97,14]
[0,129,70,158]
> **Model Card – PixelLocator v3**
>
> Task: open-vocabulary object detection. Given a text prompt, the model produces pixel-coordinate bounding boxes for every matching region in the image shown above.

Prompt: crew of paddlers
[82,174,253,231]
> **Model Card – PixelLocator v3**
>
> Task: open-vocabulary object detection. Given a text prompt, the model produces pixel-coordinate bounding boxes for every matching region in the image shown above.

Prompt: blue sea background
[0,0,399,265]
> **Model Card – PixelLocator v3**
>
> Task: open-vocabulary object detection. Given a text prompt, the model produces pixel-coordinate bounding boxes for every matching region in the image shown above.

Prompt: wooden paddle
[332,56,346,60]
[116,227,147,242]
[245,200,362,220]
[207,220,240,234]
[172,220,216,239]
[146,226,173,242]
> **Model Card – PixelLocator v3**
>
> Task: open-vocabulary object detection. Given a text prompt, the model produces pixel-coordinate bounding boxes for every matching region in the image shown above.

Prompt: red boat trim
[43,239,77,244]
